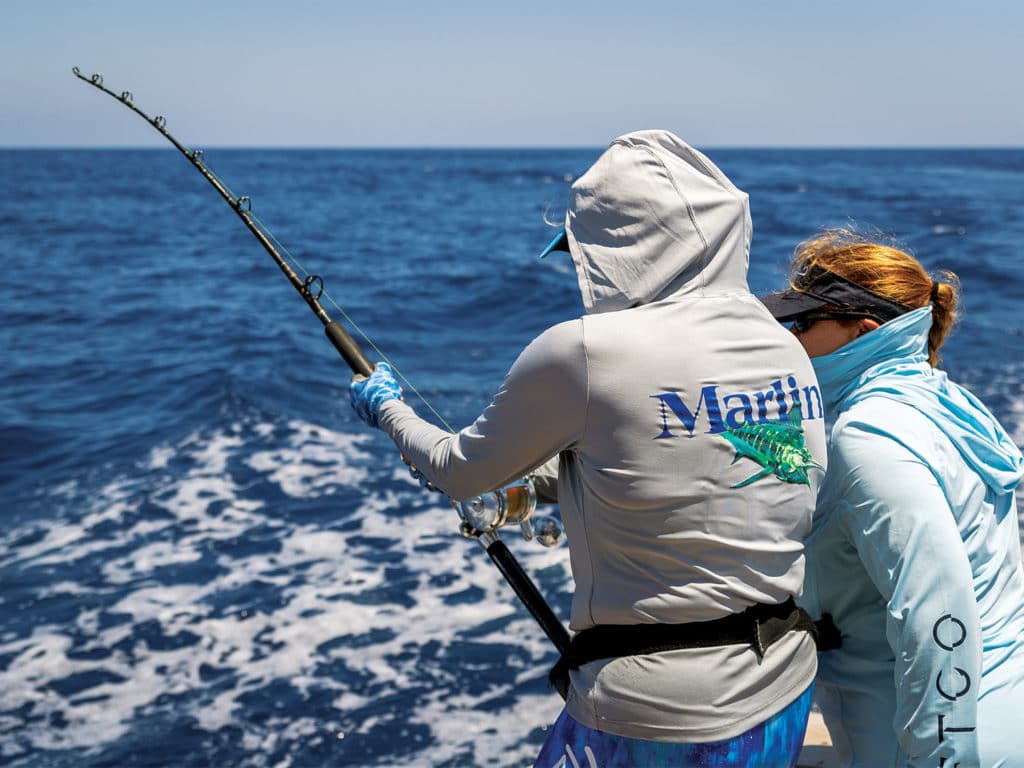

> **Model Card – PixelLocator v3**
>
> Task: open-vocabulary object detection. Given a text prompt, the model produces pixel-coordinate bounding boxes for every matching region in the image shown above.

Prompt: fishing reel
[407,465,563,547]
[453,477,565,547]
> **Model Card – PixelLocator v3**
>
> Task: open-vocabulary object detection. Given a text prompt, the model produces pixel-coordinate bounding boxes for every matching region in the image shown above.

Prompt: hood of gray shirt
[563,130,752,314]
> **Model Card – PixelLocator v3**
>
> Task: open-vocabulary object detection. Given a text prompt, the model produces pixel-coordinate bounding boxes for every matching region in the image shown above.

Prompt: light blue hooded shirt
[801,307,1024,768]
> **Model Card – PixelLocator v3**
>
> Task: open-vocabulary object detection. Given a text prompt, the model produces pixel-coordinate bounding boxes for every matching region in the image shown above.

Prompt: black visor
[759,264,912,323]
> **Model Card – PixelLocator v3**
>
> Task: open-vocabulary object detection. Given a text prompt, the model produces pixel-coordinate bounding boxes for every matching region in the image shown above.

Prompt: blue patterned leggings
[534,684,813,768]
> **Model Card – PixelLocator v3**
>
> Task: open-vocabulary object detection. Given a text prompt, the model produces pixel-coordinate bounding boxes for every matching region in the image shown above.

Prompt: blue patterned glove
[350,362,403,428]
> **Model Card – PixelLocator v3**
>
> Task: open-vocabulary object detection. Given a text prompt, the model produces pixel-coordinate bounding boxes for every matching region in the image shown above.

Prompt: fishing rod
[72,67,572,676]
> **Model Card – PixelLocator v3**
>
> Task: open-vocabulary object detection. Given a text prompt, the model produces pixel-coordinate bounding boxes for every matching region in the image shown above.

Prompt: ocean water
[1,146,1022,767]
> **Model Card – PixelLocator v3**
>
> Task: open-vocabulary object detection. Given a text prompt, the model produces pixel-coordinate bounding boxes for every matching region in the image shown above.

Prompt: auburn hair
[790,228,959,366]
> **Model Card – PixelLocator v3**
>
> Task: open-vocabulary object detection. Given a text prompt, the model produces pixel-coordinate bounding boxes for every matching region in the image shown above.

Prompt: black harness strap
[813,612,843,651]
[549,597,817,693]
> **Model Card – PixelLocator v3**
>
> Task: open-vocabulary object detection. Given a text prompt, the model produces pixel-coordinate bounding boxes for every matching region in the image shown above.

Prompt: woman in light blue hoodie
[761,229,1024,768]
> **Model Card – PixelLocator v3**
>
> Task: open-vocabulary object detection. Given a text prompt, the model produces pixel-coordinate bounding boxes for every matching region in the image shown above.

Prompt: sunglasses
[790,311,880,334]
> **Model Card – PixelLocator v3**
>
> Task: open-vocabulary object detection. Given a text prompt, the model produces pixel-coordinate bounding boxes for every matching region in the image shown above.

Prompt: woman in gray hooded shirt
[351,131,827,766]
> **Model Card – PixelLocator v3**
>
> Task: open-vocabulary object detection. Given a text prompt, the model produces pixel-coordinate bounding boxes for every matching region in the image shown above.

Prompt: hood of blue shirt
[812,306,1023,495]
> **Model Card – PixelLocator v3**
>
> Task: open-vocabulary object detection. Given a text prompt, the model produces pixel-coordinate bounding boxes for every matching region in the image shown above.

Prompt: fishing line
[73,67,571,676]
[75,70,448,431]
[187,162,453,429]
[248,208,456,433]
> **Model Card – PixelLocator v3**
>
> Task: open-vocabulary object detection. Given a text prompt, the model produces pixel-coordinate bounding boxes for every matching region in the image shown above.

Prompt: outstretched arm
[366,319,587,501]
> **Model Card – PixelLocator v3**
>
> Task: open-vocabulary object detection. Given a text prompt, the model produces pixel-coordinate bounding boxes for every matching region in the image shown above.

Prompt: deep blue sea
[1,146,1023,767]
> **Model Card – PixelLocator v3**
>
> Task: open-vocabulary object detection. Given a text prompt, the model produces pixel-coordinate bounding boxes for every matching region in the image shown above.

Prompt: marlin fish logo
[721,404,821,488]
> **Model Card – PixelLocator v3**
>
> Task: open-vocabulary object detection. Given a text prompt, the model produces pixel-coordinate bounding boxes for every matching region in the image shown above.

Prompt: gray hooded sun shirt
[377,131,828,742]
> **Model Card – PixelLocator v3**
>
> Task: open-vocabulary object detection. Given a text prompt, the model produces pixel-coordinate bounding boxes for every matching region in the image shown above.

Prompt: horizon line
[3,144,1023,151]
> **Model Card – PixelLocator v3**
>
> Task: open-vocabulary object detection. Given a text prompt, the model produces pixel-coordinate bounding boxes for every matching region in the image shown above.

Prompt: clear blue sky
[3,0,1022,147]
